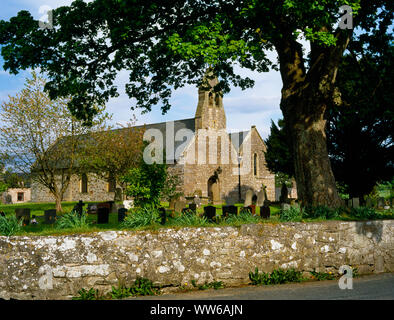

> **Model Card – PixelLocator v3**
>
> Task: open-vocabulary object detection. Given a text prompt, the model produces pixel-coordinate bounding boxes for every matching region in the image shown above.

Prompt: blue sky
[0,0,285,139]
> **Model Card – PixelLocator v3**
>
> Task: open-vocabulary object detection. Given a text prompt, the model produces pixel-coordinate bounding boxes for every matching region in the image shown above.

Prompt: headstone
[74,200,84,216]
[365,198,372,208]
[15,208,30,225]
[118,208,127,223]
[211,182,221,205]
[203,206,216,222]
[279,183,289,203]
[280,203,291,211]
[188,203,197,214]
[248,205,256,215]
[114,188,123,202]
[169,198,176,210]
[44,209,57,224]
[222,205,237,218]
[87,203,98,214]
[260,205,270,219]
[377,197,385,208]
[158,207,166,225]
[174,200,186,214]
[97,207,109,224]
[193,195,201,208]
[244,190,254,207]
[256,189,266,207]
[351,197,359,208]
[123,200,134,210]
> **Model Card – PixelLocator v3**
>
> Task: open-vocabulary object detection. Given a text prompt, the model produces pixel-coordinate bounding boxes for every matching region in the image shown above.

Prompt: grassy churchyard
[0,200,392,237]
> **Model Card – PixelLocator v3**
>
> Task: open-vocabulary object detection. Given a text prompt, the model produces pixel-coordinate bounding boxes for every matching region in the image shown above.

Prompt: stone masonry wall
[0,220,393,300]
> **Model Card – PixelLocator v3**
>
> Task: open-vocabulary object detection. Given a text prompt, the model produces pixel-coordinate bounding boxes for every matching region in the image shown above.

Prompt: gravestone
[74,200,84,216]
[114,188,123,202]
[193,195,201,208]
[260,204,270,219]
[244,190,254,207]
[351,197,359,208]
[97,207,109,224]
[15,208,30,225]
[222,205,237,218]
[280,203,291,211]
[279,183,289,203]
[158,207,166,225]
[248,205,256,215]
[377,197,385,208]
[44,209,57,224]
[188,203,197,214]
[256,189,266,207]
[87,203,98,215]
[174,200,186,214]
[118,208,127,223]
[211,183,221,205]
[203,206,216,222]
[365,198,372,208]
[123,200,134,210]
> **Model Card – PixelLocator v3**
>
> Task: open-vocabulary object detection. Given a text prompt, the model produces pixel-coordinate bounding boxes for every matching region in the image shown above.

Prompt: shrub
[173,213,208,227]
[55,210,90,229]
[310,270,336,281]
[0,214,23,236]
[225,210,260,224]
[350,207,379,220]
[129,277,161,296]
[72,288,103,300]
[278,206,302,222]
[302,205,340,220]
[249,267,303,285]
[121,204,160,229]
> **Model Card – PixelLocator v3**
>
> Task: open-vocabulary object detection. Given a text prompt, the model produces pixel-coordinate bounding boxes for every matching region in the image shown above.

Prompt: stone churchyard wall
[0,220,393,300]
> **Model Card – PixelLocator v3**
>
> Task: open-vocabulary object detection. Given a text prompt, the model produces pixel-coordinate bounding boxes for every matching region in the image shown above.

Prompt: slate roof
[40,117,250,168]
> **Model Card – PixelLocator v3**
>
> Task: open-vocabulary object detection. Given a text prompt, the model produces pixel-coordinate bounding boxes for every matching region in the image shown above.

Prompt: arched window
[107,174,116,193]
[253,153,258,176]
[80,173,88,193]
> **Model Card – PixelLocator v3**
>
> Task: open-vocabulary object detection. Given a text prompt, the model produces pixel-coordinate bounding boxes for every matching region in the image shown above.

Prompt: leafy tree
[264,119,294,178]
[0,0,392,207]
[326,40,393,200]
[0,72,108,212]
[122,159,167,208]
[78,118,145,201]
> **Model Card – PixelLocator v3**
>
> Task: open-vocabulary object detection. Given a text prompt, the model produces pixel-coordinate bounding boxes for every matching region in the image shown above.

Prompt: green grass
[0,201,392,236]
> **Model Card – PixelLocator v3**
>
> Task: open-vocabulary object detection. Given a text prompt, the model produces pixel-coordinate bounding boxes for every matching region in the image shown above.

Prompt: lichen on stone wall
[0,220,393,300]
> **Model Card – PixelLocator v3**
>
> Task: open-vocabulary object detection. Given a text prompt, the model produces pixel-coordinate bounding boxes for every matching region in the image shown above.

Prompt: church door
[208,176,220,204]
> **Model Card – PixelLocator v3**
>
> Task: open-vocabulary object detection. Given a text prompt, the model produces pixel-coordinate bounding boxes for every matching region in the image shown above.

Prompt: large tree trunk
[282,92,343,208]
[275,28,351,208]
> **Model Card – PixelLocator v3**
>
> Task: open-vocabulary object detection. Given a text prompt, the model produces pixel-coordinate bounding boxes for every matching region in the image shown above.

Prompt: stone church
[31,76,276,204]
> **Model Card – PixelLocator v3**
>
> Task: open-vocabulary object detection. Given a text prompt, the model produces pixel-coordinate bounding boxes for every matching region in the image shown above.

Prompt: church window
[80,173,88,193]
[254,153,258,176]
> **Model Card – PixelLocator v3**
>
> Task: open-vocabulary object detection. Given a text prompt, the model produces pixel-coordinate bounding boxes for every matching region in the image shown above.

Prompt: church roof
[37,117,251,169]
